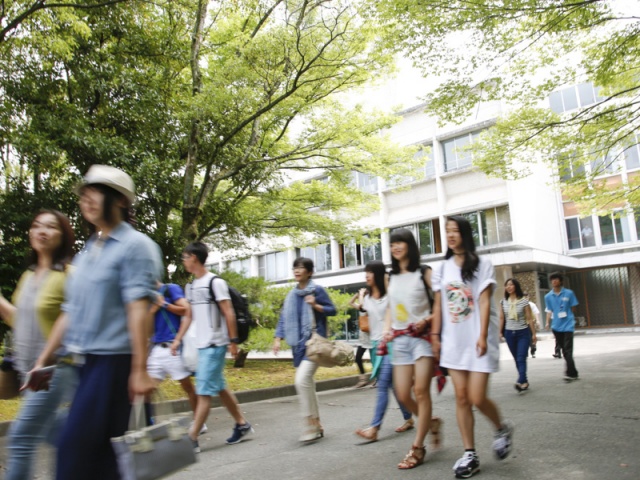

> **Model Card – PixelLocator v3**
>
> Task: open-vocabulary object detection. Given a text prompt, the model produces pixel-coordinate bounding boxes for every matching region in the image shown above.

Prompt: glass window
[577,83,596,107]
[362,236,382,264]
[391,224,417,239]
[299,244,332,272]
[227,258,250,275]
[590,152,616,175]
[418,221,434,255]
[266,253,276,280]
[275,251,287,280]
[259,252,289,280]
[599,214,631,245]
[562,87,579,111]
[342,240,359,268]
[443,131,479,172]
[567,216,595,250]
[625,143,640,170]
[565,218,581,250]
[549,91,564,113]
[580,217,596,247]
[496,206,513,243]
[353,171,378,194]
[462,212,481,247]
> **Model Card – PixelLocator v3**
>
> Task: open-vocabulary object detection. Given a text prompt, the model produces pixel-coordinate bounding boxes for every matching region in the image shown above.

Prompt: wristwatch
[230,337,240,344]
[163,302,170,309]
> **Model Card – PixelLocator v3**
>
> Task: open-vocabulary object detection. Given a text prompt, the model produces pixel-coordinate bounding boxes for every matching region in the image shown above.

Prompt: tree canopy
[373,0,640,214]
[1,0,420,288]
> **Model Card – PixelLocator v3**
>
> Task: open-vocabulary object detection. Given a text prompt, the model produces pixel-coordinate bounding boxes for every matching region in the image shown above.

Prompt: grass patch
[0,360,361,421]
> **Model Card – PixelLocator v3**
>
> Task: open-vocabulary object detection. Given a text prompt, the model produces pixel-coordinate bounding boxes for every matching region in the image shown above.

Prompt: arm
[476,287,492,357]
[170,304,192,356]
[0,294,17,327]
[546,311,552,330]
[309,287,336,316]
[219,299,238,357]
[127,299,156,396]
[430,291,441,360]
[348,292,360,309]
[34,313,68,368]
[498,303,505,339]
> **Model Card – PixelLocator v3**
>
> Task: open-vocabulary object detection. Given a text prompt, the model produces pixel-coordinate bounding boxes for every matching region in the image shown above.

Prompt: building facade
[207,81,640,337]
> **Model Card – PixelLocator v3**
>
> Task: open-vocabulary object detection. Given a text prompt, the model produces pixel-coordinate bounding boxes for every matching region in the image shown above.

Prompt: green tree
[1,0,419,286]
[372,0,640,214]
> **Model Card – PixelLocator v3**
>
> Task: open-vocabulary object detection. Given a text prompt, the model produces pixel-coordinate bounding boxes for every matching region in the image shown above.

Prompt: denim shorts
[391,335,433,365]
[195,345,227,395]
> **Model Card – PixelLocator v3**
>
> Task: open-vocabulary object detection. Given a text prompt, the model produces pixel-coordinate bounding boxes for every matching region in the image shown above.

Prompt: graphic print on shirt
[395,303,409,323]
[189,283,220,330]
[446,281,474,323]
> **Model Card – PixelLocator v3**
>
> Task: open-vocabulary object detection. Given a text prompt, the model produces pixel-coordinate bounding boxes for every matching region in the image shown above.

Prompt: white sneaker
[190,422,208,436]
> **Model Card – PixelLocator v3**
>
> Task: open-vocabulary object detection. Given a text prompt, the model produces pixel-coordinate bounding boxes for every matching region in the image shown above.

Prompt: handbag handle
[129,389,172,431]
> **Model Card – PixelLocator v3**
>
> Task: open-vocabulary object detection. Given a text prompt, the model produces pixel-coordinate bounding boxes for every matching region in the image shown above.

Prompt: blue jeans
[6,363,78,480]
[371,355,411,428]
[504,328,532,384]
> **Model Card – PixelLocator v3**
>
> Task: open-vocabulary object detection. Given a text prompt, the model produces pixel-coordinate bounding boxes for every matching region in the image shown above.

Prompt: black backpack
[209,276,254,344]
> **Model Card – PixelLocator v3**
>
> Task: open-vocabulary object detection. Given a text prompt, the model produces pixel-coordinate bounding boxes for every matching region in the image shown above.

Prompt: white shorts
[147,344,192,381]
[391,335,433,366]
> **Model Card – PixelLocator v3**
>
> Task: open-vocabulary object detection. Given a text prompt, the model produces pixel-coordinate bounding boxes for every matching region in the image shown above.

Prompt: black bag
[209,276,253,343]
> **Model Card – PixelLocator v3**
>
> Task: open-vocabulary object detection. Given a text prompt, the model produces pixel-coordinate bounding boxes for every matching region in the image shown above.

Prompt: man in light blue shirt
[544,272,579,381]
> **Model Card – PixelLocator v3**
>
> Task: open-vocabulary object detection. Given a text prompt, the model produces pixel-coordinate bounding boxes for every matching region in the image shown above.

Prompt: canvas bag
[305,313,354,368]
[111,397,196,480]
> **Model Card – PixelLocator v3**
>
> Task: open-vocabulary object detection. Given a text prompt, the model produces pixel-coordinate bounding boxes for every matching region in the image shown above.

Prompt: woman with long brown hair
[0,210,77,479]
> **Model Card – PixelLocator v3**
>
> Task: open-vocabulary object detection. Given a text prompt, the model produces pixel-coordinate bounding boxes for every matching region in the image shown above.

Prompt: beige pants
[294,359,320,419]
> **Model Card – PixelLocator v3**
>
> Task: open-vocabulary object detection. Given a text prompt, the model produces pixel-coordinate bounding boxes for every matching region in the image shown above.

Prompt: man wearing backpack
[172,242,253,453]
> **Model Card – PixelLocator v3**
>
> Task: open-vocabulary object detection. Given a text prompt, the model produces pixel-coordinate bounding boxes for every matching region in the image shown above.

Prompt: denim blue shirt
[544,287,579,332]
[63,222,163,355]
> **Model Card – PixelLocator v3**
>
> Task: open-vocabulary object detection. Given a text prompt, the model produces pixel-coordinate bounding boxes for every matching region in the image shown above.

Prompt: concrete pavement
[1,333,639,479]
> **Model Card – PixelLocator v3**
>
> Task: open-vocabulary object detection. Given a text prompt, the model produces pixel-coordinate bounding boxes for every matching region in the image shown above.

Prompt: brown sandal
[354,426,378,442]
[395,418,414,433]
[398,444,426,469]
[429,416,443,451]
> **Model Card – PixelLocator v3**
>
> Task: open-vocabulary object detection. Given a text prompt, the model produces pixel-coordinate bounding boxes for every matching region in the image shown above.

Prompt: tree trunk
[233,349,249,368]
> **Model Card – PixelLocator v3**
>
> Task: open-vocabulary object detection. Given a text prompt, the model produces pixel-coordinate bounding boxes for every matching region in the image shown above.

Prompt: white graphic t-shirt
[433,256,499,373]
[388,270,431,331]
[186,272,231,349]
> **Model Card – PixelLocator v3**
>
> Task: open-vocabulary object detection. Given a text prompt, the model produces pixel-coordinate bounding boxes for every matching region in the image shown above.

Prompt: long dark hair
[28,210,75,269]
[389,228,420,274]
[504,278,524,300]
[445,216,479,283]
[364,260,386,297]
[82,184,134,233]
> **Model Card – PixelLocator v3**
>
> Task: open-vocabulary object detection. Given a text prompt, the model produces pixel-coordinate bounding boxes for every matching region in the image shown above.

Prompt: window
[299,244,332,273]
[565,217,596,250]
[559,154,586,181]
[352,171,378,194]
[258,251,289,281]
[598,213,632,245]
[339,236,382,268]
[462,206,513,247]
[227,258,250,276]
[589,151,617,176]
[442,131,481,172]
[416,145,436,179]
[391,222,442,255]
[549,83,603,114]
[624,139,640,171]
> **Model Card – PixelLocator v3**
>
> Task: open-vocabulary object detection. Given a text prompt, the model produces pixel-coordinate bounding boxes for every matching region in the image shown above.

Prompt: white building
[207,75,640,337]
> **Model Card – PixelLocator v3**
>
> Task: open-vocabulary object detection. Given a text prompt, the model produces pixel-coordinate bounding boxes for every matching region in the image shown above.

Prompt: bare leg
[411,356,434,448]
[468,372,502,430]
[219,389,246,425]
[449,369,475,450]
[190,395,211,441]
[178,377,198,414]
[393,365,418,416]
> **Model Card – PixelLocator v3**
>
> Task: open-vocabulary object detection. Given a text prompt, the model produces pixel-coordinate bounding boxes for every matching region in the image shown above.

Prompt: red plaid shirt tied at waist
[376,323,447,393]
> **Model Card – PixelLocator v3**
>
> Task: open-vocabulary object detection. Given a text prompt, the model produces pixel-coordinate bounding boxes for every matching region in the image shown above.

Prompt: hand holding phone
[21,365,56,392]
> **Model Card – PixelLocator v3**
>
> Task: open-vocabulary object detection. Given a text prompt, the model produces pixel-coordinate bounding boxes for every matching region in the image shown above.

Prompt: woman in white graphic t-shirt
[431,216,512,479]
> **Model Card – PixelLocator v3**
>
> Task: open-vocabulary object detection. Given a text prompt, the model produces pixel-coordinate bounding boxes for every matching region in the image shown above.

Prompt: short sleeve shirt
[433,256,499,373]
[544,288,578,332]
[186,273,231,348]
[153,283,186,343]
[63,222,163,355]
[388,270,431,330]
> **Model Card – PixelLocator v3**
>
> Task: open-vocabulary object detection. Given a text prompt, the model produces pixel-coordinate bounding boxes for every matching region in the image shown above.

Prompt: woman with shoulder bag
[499,278,536,393]
[273,257,337,443]
[352,261,414,442]
[0,210,78,480]
[349,287,373,388]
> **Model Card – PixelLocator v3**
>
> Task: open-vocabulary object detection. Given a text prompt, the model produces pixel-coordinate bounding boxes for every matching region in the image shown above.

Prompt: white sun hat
[75,164,136,204]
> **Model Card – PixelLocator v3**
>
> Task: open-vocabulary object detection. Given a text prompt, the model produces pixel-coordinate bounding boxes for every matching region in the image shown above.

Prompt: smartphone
[21,365,56,392]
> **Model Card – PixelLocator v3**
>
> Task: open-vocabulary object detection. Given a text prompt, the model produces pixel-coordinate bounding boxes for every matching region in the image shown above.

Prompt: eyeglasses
[181,254,192,260]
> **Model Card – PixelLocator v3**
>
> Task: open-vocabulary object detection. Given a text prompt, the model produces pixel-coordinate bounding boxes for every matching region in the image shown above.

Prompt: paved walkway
[1,333,639,479]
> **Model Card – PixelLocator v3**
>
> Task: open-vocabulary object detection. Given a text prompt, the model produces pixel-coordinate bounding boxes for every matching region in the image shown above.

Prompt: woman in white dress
[431,216,513,479]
